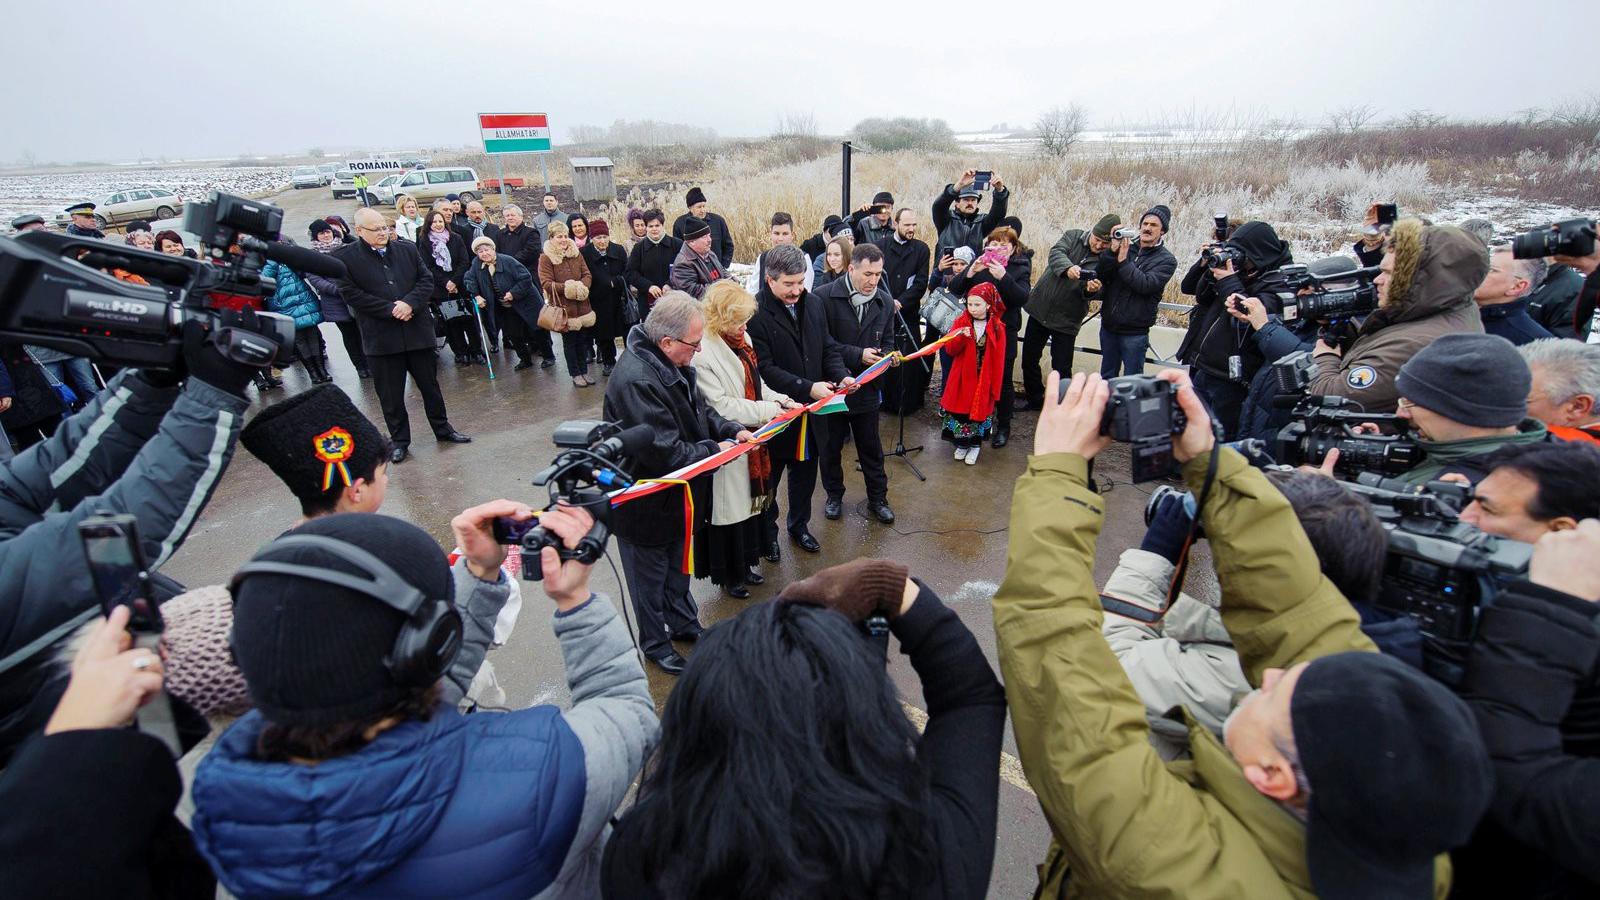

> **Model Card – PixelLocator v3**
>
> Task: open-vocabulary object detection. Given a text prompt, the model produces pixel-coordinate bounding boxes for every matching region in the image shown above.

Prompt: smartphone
[1376,203,1398,227]
[491,515,540,545]
[79,514,160,633]
[972,170,993,190]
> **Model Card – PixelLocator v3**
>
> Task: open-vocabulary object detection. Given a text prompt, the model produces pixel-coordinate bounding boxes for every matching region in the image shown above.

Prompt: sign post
[478,113,553,196]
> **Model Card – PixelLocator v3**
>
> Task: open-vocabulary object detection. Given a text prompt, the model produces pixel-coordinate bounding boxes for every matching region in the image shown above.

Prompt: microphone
[256,240,347,280]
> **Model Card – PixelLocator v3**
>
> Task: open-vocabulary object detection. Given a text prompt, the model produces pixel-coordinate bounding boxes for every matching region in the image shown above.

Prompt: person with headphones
[190,502,657,899]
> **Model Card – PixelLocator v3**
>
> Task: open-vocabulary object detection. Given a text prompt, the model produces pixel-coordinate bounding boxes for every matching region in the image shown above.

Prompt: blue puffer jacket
[192,704,587,899]
[262,261,324,330]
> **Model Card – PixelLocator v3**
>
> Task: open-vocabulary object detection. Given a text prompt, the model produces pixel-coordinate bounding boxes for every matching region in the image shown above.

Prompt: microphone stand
[883,306,928,481]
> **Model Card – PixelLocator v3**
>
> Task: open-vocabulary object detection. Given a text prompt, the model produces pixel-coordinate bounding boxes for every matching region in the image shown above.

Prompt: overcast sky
[6,0,1597,163]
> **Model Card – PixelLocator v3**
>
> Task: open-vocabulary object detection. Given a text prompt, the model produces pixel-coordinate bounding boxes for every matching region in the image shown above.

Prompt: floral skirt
[942,410,994,447]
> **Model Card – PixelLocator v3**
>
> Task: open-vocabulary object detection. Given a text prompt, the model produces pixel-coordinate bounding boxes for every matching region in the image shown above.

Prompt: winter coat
[1398,418,1549,485]
[668,242,723,300]
[493,221,542,272]
[939,308,1007,423]
[538,241,593,320]
[303,273,351,323]
[878,234,930,310]
[813,273,895,414]
[532,208,566,242]
[993,448,1454,900]
[1309,223,1488,413]
[1526,263,1586,340]
[1026,228,1100,335]
[849,209,896,247]
[603,582,1007,900]
[582,242,630,340]
[747,285,848,461]
[419,230,470,303]
[394,215,423,243]
[465,253,540,333]
[1455,580,1600,897]
[625,235,682,303]
[1480,298,1555,346]
[193,587,657,900]
[670,211,734,267]
[1098,242,1178,335]
[1235,317,1319,444]
[331,239,439,356]
[261,261,324,330]
[947,250,1031,337]
[695,330,787,526]
[1193,224,1295,384]
[0,728,215,899]
[603,326,741,547]
[930,183,1010,259]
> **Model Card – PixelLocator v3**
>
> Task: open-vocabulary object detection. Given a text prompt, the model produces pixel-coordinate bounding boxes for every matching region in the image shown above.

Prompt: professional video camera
[1064,374,1187,481]
[0,191,341,370]
[1344,473,1531,685]
[492,420,652,581]
[1510,217,1597,260]
[1277,262,1382,324]
[1274,395,1423,478]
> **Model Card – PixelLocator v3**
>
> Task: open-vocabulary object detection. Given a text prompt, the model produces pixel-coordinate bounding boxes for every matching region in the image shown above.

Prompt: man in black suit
[812,242,895,525]
[334,208,470,464]
[747,244,851,556]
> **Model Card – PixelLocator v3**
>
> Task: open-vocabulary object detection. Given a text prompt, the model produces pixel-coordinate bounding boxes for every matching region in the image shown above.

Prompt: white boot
[954,445,969,461]
[965,445,981,466]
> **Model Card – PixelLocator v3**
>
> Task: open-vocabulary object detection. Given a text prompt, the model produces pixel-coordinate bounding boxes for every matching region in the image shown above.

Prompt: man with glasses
[603,293,753,675]
[334,208,471,464]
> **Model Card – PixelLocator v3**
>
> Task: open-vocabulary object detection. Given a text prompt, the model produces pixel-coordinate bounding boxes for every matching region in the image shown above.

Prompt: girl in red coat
[940,281,1007,466]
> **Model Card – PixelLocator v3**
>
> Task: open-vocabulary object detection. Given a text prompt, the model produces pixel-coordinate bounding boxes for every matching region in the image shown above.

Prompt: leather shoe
[540,358,556,369]
[389,446,410,464]
[869,501,896,524]
[437,431,472,444]
[1014,397,1043,412]
[992,428,1010,449]
[649,651,689,675]
[670,629,701,643]
[789,528,821,553]
[824,497,843,520]
[744,571,765,586]
[513,359,534,372]
[763,540,781,562]
[726,584,751,599]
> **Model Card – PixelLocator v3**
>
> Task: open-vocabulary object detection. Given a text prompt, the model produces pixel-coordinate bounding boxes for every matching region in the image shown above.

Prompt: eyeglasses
[667,336,702,350]
[358,225,392,233]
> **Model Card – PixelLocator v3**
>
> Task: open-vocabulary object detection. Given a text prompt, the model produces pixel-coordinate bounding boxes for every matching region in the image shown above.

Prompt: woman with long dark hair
[601,559,1006,900]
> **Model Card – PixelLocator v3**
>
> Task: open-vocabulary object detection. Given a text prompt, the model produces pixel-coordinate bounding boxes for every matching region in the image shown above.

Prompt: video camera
[1277,262,1382,324]
[0,191,337,370]
[1344,473,1531,684]
[1112,226,1141,241]
[492,420,651,581]
[1511,217,1596,260]
[1064,374,1187,481]
[1274,395,1424,478]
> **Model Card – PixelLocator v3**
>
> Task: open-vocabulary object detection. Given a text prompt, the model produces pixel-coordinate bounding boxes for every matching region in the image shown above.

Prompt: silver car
[291,166,328,189]
[54,187,184,229]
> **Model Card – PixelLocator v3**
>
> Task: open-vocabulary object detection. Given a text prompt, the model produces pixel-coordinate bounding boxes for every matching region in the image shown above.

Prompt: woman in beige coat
[538,220,596,386]
[694,282,802,597]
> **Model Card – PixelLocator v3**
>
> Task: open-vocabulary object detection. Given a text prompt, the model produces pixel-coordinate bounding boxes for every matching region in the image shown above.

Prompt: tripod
[883,307,929,481]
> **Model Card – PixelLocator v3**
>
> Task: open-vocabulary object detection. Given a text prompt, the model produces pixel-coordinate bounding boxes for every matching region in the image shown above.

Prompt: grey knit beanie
[1395,333,1530,428]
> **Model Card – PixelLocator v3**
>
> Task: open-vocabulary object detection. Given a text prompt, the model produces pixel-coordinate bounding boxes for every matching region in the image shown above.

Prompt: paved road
[162,186,1217,899]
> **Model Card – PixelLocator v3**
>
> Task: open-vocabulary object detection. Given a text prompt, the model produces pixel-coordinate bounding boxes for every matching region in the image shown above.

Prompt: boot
[312,358,333,384]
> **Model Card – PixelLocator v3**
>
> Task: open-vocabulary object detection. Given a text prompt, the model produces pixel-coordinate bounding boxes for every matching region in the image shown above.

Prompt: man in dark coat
[1526,263,1586,340]
[849,191,897,246]
[333,208,469,464]
[491,204,552,365]
[877,207,930,345]
[668,217,723,299]
[1476,248,1556,346]
[930,170,1009,289]
[603,295,749,675]
[671,187,734,268]
[1190,221,1295,438]
[801,214,846,260]
[625,209,682,314]
[1021,215,1117,408]
[1098,205,1178,378]
[813,243,895,525]
[747,245,850,557]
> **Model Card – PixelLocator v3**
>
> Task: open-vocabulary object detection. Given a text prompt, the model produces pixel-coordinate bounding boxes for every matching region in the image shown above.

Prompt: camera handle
[522,517,610,583]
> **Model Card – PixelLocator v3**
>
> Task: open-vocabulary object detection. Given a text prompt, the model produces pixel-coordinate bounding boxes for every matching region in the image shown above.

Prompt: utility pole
[840,141,853,218]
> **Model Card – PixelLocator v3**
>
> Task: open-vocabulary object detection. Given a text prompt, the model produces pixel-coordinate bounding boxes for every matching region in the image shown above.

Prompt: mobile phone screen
[491,515,539,545]
[973,171,992,188]
[81,524,160,631]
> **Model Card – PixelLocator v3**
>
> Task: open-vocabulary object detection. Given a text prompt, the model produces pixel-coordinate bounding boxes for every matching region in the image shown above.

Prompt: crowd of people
[1,164,1599,899]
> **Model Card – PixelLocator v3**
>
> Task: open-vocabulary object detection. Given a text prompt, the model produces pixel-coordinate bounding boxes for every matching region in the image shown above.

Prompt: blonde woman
[538,219,596,385]
[393,195,423,242]
[694,281,802,597]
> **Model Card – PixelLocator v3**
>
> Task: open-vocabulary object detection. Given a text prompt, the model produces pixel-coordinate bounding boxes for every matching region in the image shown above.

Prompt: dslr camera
[1510,217,1596,260]
[1277,262,1381,323]
[0,191,302,370]
[1201,245,1244,269]
[1274,395,1424,478]
[1062,374,1187,481]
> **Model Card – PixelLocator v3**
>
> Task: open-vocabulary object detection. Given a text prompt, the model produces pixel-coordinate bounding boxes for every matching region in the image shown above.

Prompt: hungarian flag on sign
[480,114,551,154]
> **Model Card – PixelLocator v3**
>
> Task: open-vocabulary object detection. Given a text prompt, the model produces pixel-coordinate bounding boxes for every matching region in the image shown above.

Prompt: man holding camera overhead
[1097,206,1177,378]
[931,170,1009,290]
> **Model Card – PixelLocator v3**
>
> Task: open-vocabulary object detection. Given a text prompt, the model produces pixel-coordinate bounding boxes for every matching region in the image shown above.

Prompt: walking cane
[472,298,496,380]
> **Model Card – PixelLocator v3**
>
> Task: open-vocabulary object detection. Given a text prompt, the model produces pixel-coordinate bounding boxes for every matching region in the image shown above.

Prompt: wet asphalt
[159,188,1218,899]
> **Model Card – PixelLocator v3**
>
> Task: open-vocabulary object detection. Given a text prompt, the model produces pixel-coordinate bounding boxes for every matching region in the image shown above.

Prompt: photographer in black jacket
[1190,222,1294,439]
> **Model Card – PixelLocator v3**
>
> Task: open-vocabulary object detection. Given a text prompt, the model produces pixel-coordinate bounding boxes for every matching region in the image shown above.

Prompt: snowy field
[0,166,294,227]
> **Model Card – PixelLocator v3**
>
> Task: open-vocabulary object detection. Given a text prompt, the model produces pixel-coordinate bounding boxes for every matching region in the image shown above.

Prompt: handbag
[620,282,642,327]
[537,303,569,332]
[923,287,965,336]
[437,297,473,322]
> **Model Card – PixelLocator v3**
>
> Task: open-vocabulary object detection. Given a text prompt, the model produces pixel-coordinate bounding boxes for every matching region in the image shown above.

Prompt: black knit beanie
[1395,333,1530,428]
[241,384,388,502]
[1142,204,1171,234]
[685,186,707,207]
[681,216,711,241]
[230,514,455,726]
[1000,216,1023,238]
[308,219,334,241]
[822,214,843,231]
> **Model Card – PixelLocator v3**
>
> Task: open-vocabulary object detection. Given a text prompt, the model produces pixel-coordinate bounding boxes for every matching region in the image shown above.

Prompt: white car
[291,166,328,189]
[368,174,403,206]
[54,187,184,229]
[383,166,482,205]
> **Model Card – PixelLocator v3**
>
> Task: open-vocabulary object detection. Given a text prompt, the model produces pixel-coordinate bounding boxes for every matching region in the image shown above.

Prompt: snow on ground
[0,166,294,227]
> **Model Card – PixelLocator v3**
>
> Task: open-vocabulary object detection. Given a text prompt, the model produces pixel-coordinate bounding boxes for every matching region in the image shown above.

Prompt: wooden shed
[570,157,616,203]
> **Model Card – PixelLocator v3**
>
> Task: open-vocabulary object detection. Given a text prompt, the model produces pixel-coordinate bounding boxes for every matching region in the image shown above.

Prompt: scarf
[428,230,452,271]
[311,237,342,254]
[724,331,772,496]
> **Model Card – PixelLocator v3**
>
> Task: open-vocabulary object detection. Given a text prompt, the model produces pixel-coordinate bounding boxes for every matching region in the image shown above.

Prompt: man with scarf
[1189,221,1294,439]
[813,243,895,525]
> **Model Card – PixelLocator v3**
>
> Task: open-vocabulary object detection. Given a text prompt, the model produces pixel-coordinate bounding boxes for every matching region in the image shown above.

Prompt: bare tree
[773,110,818,138]
[1398,109,1447,129]
[1035,104,1089,159]
[1327,104,1378,134]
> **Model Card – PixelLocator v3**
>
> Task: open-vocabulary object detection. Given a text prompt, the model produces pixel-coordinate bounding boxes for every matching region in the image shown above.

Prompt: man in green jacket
[1018,214,1117,409]
[993,368,1492,900]
[1389,332,1548,485]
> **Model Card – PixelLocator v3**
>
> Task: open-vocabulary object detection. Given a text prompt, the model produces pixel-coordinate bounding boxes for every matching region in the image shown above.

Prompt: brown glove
[776,558,910,623]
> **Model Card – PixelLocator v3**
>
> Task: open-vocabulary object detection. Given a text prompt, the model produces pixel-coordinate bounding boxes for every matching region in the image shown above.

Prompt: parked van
[376,167,481,205]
